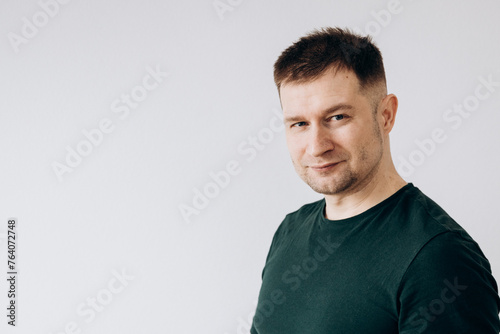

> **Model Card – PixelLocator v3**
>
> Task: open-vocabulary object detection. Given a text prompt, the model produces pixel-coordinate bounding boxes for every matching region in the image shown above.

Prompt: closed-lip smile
[309,162,341,170]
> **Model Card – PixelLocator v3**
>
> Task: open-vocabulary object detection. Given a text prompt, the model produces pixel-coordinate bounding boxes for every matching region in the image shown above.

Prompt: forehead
[280,69,363,113]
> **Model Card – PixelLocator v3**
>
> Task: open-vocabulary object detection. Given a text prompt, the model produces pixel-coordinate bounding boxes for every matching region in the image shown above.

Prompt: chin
[305,175,358,196]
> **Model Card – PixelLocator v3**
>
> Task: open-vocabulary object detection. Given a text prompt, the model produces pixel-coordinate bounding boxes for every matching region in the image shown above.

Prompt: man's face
[280,69,385,196]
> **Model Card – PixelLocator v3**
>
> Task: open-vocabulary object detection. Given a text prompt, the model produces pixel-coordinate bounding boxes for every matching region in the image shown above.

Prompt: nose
[306,124,334,157]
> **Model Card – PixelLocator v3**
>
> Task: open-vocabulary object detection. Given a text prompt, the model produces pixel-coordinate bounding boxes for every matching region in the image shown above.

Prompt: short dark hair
[273,27,386,94]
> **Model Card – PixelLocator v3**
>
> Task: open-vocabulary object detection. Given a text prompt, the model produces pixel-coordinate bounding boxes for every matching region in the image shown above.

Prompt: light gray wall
[1,0,499,333]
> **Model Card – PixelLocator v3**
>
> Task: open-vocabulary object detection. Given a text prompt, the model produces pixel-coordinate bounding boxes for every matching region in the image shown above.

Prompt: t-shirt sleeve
[250,220,287,334]
[398,231,500,333]
[259,218,287,279]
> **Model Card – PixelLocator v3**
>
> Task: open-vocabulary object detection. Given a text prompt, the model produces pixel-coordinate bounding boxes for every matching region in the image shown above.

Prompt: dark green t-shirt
[250,184,500,333]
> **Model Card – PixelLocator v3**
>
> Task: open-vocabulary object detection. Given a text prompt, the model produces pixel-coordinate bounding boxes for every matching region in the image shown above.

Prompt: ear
[378,94,398,135]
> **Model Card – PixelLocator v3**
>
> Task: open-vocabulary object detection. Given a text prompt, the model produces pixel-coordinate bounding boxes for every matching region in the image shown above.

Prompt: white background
[1,0,499,333]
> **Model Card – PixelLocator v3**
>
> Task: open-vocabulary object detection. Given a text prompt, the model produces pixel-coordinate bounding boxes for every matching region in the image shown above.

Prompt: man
[250,27,500,333]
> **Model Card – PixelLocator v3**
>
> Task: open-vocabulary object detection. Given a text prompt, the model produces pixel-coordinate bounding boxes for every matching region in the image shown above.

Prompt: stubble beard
[294,154,364,196]
[294,119,384,196]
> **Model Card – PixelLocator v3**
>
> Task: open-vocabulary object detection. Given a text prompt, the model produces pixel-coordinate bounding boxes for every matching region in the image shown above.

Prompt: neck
[323,163,407,220]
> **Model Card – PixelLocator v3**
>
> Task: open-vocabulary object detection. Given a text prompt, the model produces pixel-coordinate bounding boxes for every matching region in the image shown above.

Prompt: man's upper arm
[398,231,500,333]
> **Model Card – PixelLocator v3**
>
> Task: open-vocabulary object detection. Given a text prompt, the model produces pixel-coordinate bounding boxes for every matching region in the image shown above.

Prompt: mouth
[309,162,342,171]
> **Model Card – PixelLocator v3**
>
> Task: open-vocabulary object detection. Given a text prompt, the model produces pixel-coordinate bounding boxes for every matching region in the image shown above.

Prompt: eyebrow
[284,103,354,123]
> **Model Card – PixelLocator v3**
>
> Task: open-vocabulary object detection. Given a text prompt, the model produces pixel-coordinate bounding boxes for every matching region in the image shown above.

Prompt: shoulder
[409,231,492,274]
[268,199,323,249]
[398,231,500,332]
[283,198,324,224]
[391,184,484,264]
[394,184,469,237]
[396,186,500,332]
[277,199,323,233]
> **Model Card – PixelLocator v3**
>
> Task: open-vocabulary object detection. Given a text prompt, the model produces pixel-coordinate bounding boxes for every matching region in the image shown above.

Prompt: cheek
[353,132,383,163]
[286,135,303,155]
[332,129,356,151]
[337,130,371,161]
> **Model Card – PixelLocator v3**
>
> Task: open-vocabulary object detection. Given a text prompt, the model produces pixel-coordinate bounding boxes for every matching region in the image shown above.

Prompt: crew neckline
[319,183,414,225]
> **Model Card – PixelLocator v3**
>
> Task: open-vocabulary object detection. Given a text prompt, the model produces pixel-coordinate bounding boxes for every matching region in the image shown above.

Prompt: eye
[292,121,307,128]
[331,114,344,121]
